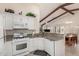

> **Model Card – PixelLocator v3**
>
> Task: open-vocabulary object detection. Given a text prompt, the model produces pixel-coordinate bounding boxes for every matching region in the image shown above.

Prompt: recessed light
[65,21,72,24]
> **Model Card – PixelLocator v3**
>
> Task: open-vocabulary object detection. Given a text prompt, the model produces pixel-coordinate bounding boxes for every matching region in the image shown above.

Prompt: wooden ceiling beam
[40,3,74,22]
[41,8,79,26]
[40,7,59,22]
[61,7,74,15]
[59,3,74,7]
[47,8,79,23]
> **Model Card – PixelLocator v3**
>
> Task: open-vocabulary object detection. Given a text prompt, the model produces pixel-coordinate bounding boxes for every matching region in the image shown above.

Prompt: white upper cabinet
[13,15,25,28]
[0,14,3,28]
[1,12,37,30]
[23,17,28,28]
[0,13,4,37]
[27,17,35,30]
[3,13,13,30]
[13,15,35,30]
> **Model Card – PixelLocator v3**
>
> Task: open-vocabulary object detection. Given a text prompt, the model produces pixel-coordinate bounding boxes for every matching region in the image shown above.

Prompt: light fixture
[65,21,72,24]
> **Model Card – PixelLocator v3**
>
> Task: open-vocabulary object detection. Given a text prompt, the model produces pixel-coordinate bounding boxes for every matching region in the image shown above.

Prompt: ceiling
[36,3,62,20]
[0,3,79,22]
[38,3,79,26]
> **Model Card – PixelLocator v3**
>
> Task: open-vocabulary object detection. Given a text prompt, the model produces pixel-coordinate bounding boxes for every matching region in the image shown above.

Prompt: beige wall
[0,3,63,21]
[38,3,61,20]
[0,3,39,16]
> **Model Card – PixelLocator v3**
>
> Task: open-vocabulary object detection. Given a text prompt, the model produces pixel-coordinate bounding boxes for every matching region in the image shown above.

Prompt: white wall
[50,11,79,34]
[38,3,61,20]
[43,11,79,40]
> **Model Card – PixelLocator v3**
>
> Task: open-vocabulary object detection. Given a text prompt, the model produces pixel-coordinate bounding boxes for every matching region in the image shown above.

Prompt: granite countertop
[13,33,64,41]
[32,32,64,41]
[5,32,64,41]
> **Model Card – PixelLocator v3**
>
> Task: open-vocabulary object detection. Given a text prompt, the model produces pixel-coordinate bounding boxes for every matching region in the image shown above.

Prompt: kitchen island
[29,32,65,56]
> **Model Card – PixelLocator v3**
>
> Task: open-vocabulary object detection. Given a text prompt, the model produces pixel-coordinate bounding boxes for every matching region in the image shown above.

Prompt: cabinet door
[13,15,24,28]
[55,39,65,56]
[0,14,3,37]
[34,38,44,50]
[30,38,40,51]
[0,14,3,28]
[23,17,28,28]
[4,13,13,29]
[49,41,54,56]
[29,38,44,52]
[27,17,35,30]
[0,38,4,56]
[4,41,12,56]
[44,39,54,56]
[29,38,36,52]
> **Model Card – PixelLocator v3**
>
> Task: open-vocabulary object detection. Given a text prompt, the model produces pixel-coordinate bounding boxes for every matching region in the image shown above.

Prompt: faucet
[40,26,44,37]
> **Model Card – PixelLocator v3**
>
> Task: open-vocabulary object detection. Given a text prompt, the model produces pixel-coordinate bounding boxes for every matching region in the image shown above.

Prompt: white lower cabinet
[55,39,65,56]
[3,38,64,56]
[29,38,65,56]
[44,39,54,56]
[34,38,44,50]
[0,38,4,56]
[29,38,44,52]
[29,38,35,52]
[44,38,65,56]
[4,41,13,56]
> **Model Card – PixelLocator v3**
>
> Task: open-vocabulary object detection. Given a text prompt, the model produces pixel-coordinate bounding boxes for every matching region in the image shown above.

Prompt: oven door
[12,40,28,55]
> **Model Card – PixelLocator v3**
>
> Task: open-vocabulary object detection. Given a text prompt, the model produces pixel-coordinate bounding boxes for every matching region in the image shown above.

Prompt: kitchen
[0,3,79,56]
